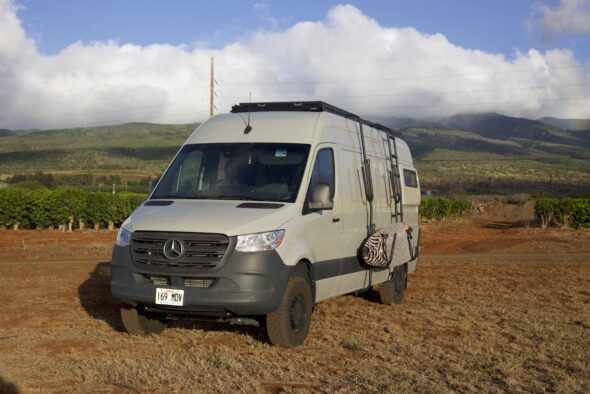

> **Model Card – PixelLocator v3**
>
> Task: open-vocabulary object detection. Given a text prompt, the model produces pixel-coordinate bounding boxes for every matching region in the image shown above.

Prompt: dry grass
[0,253,588,393]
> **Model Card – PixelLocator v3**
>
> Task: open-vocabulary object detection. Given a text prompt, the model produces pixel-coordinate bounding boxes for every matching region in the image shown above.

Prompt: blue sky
[17,0,590,61]
[1,0,589,128]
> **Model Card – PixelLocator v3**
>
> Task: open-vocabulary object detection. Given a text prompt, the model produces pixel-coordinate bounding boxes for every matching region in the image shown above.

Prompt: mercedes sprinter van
[111,101,420,347]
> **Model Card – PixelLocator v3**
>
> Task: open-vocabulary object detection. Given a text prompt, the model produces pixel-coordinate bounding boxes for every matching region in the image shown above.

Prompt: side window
[308,148,335,200]
[403,169,418,188]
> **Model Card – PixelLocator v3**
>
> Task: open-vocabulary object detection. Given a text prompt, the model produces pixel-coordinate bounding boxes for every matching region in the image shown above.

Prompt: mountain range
[0,114,589,195]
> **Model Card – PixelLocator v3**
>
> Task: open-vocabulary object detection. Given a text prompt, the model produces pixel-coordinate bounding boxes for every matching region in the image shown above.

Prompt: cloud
[252,2,269,12]
[533,0,590,38]
[0,0,589,129]
[252,0,280,29]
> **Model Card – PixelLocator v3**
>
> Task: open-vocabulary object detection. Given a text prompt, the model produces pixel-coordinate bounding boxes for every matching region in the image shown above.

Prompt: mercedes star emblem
[163,238,185,260]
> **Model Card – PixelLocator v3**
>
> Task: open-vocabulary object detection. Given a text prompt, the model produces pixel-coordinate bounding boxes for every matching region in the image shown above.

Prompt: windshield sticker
[275,148,287,157]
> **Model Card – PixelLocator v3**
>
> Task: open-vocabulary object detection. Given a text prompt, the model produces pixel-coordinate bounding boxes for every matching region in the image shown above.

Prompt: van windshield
[152,143,311,202]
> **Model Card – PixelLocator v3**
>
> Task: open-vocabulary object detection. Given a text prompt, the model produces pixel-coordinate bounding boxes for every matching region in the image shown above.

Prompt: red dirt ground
[0,204,589,392]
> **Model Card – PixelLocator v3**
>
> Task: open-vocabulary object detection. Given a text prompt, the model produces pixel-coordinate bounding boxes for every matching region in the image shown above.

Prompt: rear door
[401,166,420,229]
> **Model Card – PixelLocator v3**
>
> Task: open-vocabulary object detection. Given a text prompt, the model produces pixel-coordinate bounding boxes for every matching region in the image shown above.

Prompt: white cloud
[252,0,280,29]
[252,1,269,11]
[536,0,590,37]
[0,0,589,129]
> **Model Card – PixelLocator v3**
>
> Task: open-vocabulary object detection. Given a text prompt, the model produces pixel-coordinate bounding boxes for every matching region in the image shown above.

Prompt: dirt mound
[476,200,535,222]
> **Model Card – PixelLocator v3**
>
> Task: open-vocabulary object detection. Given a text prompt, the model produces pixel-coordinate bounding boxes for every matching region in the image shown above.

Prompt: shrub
[420,197,472,221]
[554,198,577,227]
[534,198,590,229]
[0,187,147,230]
[55,188,87,228]
[534,198,559,229]
[450,199,473,217]
[571,199,590,228]
[25,189,68,229]
[0,188,27,229]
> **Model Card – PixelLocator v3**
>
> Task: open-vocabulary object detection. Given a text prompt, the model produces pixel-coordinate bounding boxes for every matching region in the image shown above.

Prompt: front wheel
[379,263,407,305]
[266,275,313,348]
[120,304,166,336]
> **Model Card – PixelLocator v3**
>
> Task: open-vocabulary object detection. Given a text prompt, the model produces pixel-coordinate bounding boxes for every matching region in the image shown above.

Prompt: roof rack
[230,101,398,136]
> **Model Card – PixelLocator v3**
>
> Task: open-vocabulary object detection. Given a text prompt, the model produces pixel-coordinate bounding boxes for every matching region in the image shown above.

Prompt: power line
[215,82,590,101]
[3,98,210,122]
[213,50,590,67]
[2,110,209,130]
[418,158,588,163]
[9,84,211,100]
[344,96,590,111]
[7,81,589,112]
[216,65,588,87]
[3,95,588,127]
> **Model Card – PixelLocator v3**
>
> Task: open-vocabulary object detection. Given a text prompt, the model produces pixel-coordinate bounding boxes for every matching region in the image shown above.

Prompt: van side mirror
[149,178,159,194]
[308,182,333,211]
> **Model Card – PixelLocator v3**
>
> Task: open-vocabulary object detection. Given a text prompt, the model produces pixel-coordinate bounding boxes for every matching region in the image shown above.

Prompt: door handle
[332,217,341,223]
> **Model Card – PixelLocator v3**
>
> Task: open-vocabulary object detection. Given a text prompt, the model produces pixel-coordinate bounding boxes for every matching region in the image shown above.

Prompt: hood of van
[128,199,298,236]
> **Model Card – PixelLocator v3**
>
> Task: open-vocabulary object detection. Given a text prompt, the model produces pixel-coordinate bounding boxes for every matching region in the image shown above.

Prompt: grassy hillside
[1,116,588,196]
[441,113,580,145]
[400,120,590,196]
[0,122,197,176]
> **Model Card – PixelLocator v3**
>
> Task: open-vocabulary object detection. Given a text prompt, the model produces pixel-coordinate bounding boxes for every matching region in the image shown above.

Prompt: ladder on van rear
[388,137,403,224]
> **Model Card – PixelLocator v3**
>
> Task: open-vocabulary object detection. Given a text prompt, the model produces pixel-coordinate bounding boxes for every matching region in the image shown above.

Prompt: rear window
[403,169,418,188]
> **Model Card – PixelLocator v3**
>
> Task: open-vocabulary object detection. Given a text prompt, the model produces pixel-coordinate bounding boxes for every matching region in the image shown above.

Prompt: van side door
[302,145,343,301]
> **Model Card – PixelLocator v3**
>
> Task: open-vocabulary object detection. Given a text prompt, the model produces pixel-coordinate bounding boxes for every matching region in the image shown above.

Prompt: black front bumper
[110,243,292,317]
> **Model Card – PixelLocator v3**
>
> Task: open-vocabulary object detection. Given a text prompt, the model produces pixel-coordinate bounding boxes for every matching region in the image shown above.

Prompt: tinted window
[152,143,310,202]
[308,148,335,200]
[403,169,418,188]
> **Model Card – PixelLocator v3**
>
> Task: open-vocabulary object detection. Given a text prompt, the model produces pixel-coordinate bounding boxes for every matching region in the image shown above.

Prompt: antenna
[244,92,252,134]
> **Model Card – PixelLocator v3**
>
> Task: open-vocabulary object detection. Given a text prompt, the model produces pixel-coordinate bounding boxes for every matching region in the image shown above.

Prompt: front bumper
[110,243,292,316]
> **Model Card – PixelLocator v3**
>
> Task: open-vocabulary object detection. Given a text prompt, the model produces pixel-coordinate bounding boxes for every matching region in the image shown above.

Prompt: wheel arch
[293,259,315,304]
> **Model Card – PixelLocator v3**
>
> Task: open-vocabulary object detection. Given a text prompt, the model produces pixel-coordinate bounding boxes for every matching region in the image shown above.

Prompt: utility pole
[210,56,215,117]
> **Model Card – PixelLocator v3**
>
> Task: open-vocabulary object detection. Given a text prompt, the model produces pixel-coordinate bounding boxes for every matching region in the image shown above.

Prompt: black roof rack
[230,101,398,136]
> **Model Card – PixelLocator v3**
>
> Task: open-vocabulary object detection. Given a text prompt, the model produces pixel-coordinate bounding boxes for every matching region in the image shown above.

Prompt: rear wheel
[120,304,166,335]
[266,275,312,348]
[379,263,407,305]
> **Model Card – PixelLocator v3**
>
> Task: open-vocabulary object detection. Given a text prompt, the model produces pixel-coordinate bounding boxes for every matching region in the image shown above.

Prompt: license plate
[155,288,184,306]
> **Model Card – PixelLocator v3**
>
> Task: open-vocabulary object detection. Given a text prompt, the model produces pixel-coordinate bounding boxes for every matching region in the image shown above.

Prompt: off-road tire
[379,263,407,305]
[266,275,312,348]
[120,304,166,335]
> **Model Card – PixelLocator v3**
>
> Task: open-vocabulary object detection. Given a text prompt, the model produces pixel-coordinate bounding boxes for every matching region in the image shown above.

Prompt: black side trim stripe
[313,256,366,281]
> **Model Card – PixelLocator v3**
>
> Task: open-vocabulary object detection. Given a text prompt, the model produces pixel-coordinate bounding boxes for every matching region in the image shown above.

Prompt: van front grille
[131,232,229,271]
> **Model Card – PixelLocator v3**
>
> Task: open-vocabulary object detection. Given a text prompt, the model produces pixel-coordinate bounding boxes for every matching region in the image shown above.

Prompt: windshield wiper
[195,195,281,201]
[224,195,269,201]
[153,194,280,202]
[151,195,194,200]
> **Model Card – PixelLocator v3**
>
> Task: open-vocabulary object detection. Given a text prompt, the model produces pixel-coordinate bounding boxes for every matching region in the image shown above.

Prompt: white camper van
[111,102,420,347]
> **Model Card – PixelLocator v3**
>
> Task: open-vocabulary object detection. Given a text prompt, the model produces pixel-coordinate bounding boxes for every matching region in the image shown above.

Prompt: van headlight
[115,218,132,247]
[236,230,285,252]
